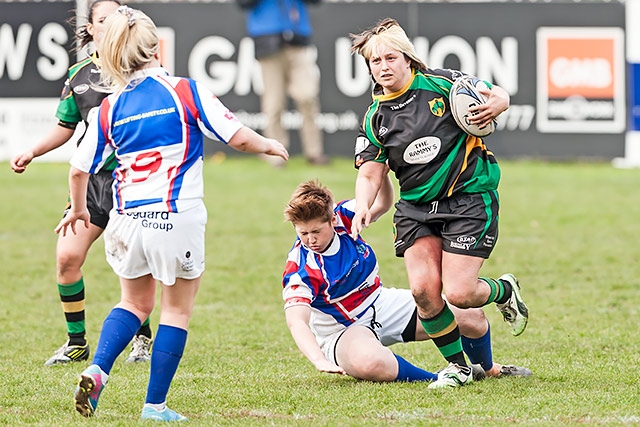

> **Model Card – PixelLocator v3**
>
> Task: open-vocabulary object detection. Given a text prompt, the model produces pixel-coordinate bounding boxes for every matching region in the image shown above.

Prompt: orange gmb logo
[546,37,615,99]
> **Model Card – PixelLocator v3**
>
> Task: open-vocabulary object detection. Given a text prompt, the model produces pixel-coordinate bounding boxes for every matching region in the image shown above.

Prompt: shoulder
[334,199,356,227]
[68,56,95,78]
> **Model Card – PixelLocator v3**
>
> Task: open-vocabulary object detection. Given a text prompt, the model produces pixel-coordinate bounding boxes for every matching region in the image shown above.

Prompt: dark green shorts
[392,191,499,259]
[63,170,113,229]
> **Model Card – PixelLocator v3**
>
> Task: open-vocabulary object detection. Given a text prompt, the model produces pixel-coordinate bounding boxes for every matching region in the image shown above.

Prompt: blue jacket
[245,0,314,39]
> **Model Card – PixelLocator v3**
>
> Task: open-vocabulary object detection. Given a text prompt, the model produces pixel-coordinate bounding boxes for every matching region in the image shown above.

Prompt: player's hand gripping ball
[449,75,496,137]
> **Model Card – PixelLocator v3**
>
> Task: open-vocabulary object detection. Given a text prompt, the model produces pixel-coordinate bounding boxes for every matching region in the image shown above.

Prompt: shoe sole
[75,375,96,417]
[498,274,529,337]
[508,275,529,336]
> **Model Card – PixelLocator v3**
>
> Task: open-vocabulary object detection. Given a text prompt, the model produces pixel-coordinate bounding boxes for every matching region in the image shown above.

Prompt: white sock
[144,402,167,412]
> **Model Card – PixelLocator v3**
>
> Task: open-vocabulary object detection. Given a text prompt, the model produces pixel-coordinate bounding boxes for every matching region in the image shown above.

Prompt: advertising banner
[536,27,625,133]
[0,1,626,161]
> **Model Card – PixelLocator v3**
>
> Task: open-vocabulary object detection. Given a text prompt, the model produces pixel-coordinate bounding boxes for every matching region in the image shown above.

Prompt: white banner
[0,98,82,162]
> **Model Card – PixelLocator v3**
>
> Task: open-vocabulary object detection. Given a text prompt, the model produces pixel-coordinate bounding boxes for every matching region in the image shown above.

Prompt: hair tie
[116,5,136,27]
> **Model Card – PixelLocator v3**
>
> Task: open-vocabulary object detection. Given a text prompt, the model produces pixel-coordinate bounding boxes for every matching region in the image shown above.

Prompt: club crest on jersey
[356,243,370,259]
[429,97,445,117]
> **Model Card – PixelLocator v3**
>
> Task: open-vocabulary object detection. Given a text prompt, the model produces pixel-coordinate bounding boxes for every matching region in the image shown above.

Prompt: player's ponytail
[99,6,159,91]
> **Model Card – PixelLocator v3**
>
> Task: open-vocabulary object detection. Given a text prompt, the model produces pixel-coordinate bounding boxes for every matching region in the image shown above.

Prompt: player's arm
[193,81,288,161]
[470,84,510,128]
[368,165,393,222]
[10,124,75,173]
[284,304,346,375]
[228,126,289,161]
[351,161,387,239]
[54,166,90,236]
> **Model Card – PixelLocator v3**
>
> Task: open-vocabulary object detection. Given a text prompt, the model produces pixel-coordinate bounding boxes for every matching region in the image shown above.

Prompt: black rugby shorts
[392,191,499,259]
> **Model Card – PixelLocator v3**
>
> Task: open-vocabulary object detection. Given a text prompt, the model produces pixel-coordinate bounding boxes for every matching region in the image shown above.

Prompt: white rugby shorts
[104,202,207,286]
[312,287,415,365]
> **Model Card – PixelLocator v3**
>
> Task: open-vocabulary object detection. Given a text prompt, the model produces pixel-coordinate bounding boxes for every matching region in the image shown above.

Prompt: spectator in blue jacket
[238,0,330,166]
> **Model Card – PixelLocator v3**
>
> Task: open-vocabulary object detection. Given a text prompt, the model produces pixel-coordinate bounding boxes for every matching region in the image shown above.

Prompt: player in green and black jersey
[347,18,529,388]
[10,0,152,366]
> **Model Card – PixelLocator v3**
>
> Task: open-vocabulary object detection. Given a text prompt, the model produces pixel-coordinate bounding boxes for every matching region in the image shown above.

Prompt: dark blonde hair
[284,180,334,225]
[100,6,159,91]
[69,0,123,52]
[350,18,427,77]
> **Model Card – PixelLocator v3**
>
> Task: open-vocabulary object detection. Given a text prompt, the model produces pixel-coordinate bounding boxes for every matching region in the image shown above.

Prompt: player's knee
[411,288,442,315]
[56,250,84,278]
[456,308,488,335]
[445,289,474,309]
[348,352,388,380]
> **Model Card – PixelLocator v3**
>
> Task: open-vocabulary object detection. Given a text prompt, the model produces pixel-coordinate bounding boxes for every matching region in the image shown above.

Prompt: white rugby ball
[449,76,496,137]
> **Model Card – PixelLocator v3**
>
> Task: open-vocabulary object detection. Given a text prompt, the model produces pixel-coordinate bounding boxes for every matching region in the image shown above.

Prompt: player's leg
[286,46,327,164]
[258,51,288,167]
[141,276,200,422]
[404,235,469,369]
[335,325,436,382]
[442,252,528,336]
[441,191,528,336]
[140,205,204,421]
[75,274,156,417]
[46,222,103,366]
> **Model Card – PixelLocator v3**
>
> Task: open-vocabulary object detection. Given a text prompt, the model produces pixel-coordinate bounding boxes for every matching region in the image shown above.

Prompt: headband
[116,5,136,27]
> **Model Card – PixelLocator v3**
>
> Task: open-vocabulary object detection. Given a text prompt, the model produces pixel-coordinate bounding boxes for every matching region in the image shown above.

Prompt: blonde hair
[350,18,426,77]
[284,180,334,225]
[99,6,159,91]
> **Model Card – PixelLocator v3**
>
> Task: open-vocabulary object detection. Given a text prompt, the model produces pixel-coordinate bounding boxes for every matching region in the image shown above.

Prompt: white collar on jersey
[303,232,340,256]
[130,67,169,81]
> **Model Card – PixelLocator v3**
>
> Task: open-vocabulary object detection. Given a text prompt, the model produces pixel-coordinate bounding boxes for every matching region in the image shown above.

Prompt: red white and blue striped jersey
[70,67,243,213]
[282,199,382,326]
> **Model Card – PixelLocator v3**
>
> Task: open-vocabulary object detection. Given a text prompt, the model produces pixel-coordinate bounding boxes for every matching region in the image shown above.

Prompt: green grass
[1,156,640,426]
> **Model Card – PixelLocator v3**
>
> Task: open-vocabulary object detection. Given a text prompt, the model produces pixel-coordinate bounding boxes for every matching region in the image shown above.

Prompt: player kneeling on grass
[282,177,531,387]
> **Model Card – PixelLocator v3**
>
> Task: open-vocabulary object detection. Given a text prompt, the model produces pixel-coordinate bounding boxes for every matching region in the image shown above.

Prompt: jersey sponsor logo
[354,136,370,154]
[457,235,476,245]
[450,241,472,250]
[113,107,176,127]
[127,211,175,232]
[482,235,495,248]
[141,218,174,232]
[403,136,441,164]
[428,97,445,117]
[74,83,89,95]
[378,126,388,136]
[390,94,417,111]
[181,251,194,271]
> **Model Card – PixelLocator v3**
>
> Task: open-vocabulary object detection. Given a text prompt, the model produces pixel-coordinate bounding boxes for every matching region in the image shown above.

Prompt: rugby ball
[449,76,496,137]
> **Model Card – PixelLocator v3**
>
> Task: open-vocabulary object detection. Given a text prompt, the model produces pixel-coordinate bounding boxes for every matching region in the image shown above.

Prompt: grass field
[1,156,639,426]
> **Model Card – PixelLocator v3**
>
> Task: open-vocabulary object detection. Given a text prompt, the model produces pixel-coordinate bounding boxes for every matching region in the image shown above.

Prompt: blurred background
[1,0,637,165]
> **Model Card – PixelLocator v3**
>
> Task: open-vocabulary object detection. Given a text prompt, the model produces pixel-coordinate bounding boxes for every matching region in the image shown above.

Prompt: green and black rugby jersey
[55,54,116,172]
[354,68,501,205]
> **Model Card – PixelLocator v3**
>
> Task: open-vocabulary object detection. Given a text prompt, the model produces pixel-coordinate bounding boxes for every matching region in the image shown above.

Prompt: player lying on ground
[281,177,531,388]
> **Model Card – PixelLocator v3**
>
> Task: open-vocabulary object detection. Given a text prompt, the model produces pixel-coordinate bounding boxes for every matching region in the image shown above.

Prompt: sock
[480,277,512,305]
[143,402,167,412]
[145,324,188,405]
[394,354,437,382]
[419,303,467,367]
[461,323,493,371]
[137,317,152,339]
[58,278,86,346]
[92,307,141,374]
